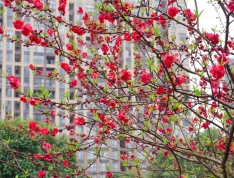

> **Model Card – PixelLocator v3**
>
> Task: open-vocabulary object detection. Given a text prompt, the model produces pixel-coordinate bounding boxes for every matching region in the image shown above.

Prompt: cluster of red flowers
[167,7,179,18]
[7,76,20,90]
[28,121,59,137]
[228,0,234,12]
[13,20,33,36]
[204,32,220,45]
[58,0,67,15]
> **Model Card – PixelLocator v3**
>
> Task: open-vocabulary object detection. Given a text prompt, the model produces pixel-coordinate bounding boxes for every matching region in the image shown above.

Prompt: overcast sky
[187,0,227,34]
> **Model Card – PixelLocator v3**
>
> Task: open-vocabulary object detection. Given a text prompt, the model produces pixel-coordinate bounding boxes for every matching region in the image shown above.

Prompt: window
[34,45,44,52]
[15,66,21,75]
[24,103,29,110]
[33,113,43,121]
[7,8,13,16]
[6,88,12,97]
[88,151,96,160]
[34,55,44,64]
[178,24,187,31]
[69,3,74,11]
[112,140,118,148]
[14,101,20,109]
[100,163,109,171]
[170,22,175,30]
[24,54,30,63]
[7,42,12,50]
[183,120,190,127]
[112,151,118,160]
[6,65,12,75]
[5,101,11,110]
[15,54,21,62]
[23,113,29,120]
[6,53,12,62]
[77,126,83,133]
[33,78,44,87]
[178,33,186,41]
[100,150,108,160]
[85,4,94,12]
[112,163,119,171]
[7,18,13,27]
[77,151,84,160]
[24,66,30,75]
[45,79,55,87]
[46,56,55,64]
[49,1,56,9]
[89,163,96,172]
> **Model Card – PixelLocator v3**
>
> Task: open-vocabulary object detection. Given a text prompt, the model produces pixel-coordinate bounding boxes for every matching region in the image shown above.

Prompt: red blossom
[33,0,43,10]
[140,72,151,84]
[28,121,37,130]
[101,44,109,54]
[13,20,24,30]
[21,24,33,36]
[41,128,49,135]
[20,96,27,103]
[63,160,70,167]
[168,7,179,18]
[163,54,176,68]
[201,122,210,129]
[106,172,113,178]
[228,0,234,12]
[210,65,225,81]
[74,117,85,125]
[120,69,131,82]
[38,170,46,178]
[47,28,54,36]
[29,64,35,70]
[132,31,141,41]
[42,142,52,151]
[70,79,78,87]
[7,75,20,90]
[204,32,219,45]
[70,26,85,36]
[77,7,84,14]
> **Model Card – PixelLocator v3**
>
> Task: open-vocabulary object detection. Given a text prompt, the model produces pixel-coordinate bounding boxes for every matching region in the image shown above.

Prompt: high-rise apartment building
[0,0,188,177]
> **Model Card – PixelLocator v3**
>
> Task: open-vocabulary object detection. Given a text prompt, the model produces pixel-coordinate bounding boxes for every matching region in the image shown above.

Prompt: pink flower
[163,54,176,68]
[77,7,84,14]
[70,129,75,135]
[20,96,27,103]
[228,0,234,12]
[38,170,46,178]
[29,64,35,70]
[34,0,44,10]
[28,121,37,130]
[120,69,131,82]
[41,128,49,135]
[7,76,20,90]
[70,26,85,36]
[106,172,113,178]
[47,28,54,36]
[21,24,33,36]
[63,160,70,167]
[210,65,225,81]
[74,117,85,125]
[13,20,24,30]
[168,7,179,18]
[140,72,151,84]
[42,142,52,151]
[70,79,78,87]
[101,44,109,54]
[51,110,55,117]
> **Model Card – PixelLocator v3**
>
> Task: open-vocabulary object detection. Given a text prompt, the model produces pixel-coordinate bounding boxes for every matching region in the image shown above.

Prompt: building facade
[0,0,187,177]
